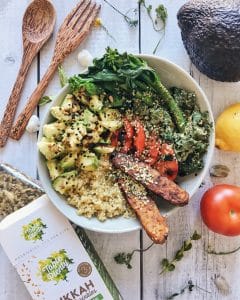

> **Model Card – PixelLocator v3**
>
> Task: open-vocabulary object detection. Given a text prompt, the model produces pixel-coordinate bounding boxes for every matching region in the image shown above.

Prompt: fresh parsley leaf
[114,252,133,269]
[39,96,53,106]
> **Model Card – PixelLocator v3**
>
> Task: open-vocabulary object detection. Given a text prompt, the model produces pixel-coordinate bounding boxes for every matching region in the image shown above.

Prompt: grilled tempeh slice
[112,152,189,206]
[118,178,168,244]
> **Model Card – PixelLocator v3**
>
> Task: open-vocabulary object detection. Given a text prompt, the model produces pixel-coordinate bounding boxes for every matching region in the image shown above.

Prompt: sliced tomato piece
[133,120,146,157]
[160,143,175,156]
[121,118,134,153]
[124,118,134,139]
[144,136,161,165]
[154,160,179,181]
[121,138,132,153]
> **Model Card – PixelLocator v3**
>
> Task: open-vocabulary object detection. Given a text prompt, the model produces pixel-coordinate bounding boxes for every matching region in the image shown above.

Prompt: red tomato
[133,120,145,157]
[154,160,178,181]
[144,136,161,165]
[122,138,132,153]
[201,184,240,236]
[160,143,175,156]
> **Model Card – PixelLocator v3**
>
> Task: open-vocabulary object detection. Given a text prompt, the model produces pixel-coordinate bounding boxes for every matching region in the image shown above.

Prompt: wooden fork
[10,0,100,140]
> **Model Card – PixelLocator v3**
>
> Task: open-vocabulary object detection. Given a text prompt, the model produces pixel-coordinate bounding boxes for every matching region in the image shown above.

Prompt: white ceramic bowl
[38,54,215,233]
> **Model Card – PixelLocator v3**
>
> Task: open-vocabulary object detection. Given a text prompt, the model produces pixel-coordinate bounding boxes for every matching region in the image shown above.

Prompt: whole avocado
[177,0,240,82]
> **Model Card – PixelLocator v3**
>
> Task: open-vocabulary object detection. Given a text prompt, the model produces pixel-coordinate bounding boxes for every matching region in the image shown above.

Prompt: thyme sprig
[94,18,116,42]
[207,245,240,255]
[160,231,201,275]
[114,242,154,269]
[167,280,211,299]
[139,1,168,54]
[103,0,138,27]
[139,1,167,32]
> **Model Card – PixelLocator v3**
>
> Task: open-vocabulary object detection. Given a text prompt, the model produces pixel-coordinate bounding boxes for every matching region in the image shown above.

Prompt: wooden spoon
[0,0,56,147]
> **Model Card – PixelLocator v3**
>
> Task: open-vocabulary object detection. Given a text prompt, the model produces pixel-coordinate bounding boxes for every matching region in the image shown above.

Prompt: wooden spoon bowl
[23,0,56,43]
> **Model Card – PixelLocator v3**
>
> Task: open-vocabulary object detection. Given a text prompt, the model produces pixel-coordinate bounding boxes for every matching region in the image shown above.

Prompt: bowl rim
[37,54,215,233]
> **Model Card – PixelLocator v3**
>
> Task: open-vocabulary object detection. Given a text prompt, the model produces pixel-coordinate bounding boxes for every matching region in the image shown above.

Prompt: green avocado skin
[177,0,240,82]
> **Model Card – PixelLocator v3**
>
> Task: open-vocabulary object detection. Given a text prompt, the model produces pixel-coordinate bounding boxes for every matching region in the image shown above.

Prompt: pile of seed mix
[0,170,43,217]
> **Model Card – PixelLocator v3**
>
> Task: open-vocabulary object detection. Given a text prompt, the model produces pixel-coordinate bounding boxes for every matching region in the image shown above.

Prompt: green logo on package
[38,249,74,283]
[22,218,47,241]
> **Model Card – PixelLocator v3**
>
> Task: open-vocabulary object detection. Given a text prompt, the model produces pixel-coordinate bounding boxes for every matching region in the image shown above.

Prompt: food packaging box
[0,164,122,300]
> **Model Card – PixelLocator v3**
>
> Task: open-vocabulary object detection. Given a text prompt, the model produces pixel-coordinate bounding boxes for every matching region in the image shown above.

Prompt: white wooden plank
[38,1,141,300]
[0,1,38,299]
[2,1,240,300]
[140,1,240,299]
[0,0,38,177]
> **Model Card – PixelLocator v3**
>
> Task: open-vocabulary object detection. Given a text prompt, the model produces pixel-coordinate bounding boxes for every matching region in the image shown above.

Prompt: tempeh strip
[112,152,189,206]
[118,178,168,244]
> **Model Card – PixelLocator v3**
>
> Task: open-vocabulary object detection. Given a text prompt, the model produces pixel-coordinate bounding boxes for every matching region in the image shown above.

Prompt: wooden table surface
[1,1,240,299]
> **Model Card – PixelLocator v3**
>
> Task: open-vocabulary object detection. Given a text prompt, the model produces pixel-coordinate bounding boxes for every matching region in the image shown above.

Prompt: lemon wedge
[215,103,240,152]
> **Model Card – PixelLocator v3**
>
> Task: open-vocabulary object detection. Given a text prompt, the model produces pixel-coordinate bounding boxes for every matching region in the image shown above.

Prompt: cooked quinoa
[66,165,134,221]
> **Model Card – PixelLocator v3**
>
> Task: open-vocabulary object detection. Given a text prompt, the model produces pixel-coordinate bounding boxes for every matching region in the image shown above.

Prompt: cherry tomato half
[144,136,161,165]
[154,160,178,181]
[133,120,145,157]
[201,184,240,236]
[122,118,134,153]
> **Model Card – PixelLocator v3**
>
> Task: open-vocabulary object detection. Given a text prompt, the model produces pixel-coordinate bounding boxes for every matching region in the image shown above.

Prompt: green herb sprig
[167,279,210,299]
[101,23,116,42]
[114,242,154,269]
[94,18,116,42]
[103,0,138,27]
[207,245,240,255]
[160,231,201,275]
[139,1,167,32]
[139,1,168,54]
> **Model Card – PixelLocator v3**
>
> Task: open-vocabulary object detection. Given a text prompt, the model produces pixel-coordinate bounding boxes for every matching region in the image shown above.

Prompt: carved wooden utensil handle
[10,61,59,140]
[0,48,36,147]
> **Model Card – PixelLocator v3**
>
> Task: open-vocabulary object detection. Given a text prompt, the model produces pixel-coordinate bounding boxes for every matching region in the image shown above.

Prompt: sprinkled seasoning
[0,164,44,217]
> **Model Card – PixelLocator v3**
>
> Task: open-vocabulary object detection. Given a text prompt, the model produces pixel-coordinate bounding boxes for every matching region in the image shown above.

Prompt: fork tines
[63,0,100,31]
